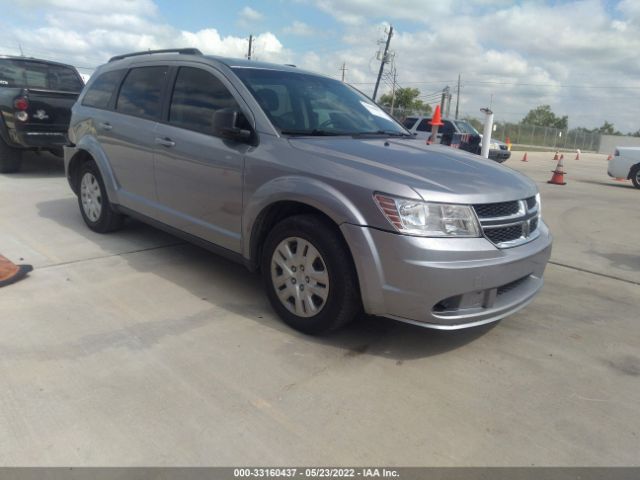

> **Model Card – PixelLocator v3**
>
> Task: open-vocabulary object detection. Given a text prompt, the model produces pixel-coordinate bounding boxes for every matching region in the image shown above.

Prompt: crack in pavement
[34,241,186,270]
[548,260,640,286]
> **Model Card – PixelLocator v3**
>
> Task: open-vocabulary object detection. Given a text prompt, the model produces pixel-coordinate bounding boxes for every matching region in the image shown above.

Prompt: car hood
[288,137,537,204]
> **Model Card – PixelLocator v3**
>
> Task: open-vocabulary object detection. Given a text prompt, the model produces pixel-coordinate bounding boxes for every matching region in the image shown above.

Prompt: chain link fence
[490,122,601,152]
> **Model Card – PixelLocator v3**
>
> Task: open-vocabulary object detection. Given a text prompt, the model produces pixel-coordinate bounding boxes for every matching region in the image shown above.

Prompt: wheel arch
[628,162,640,179]
[243,177,367,271]
[66,136,119,202]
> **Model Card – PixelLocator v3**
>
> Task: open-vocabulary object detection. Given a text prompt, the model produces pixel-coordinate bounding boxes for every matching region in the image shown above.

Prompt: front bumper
[341,222,552,329]
[489,148,511,161]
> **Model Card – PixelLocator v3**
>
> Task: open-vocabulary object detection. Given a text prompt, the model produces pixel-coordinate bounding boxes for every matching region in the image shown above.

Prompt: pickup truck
[608,147,640,188]
[0,55,84,173]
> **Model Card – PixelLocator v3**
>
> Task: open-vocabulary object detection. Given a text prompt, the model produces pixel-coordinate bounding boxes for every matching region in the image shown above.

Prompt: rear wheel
[631,165,640,189]
[77,160,124,233]
[261,214,361,335]
[0,138,22,173]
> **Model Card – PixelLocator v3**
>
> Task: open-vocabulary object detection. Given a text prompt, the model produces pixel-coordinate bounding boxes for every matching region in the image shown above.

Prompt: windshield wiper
[280,129,349,136]
[352,130,413,137]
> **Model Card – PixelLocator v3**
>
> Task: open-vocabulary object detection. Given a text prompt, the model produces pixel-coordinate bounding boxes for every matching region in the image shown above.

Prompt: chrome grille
[473,197,540,248]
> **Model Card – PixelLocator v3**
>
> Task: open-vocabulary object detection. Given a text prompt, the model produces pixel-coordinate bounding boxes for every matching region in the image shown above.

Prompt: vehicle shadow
[578,179,634,189]
[14,151,66,178]
[36,197,496,361]
[586,250,640,273]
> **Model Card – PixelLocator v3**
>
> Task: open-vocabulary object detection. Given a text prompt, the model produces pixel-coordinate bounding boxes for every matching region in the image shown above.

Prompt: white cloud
[238,6,263,23]
[283,20,315,36]
[2,0,290,72]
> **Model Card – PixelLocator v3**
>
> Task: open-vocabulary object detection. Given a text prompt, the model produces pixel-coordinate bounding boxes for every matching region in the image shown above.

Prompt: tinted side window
[416,119,431,132]
[441,121,455,135]
[169,67,239,134]
[116,66,167,119]
[82,70,123,109]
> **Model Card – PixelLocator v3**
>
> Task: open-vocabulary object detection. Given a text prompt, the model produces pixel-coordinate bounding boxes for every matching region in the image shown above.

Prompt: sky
[1,0,639,132]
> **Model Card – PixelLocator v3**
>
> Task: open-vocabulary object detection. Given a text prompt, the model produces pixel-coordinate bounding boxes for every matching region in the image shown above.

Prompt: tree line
[376,86,638,137]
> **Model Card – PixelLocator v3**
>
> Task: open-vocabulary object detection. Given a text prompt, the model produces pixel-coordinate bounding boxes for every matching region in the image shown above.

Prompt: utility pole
[440,86,450,116]
[247,35,253,60]
[454,74,461,119]
[340,62,347,82]
[372,25,393,101]
[390,67,397,116]
[18,42,24,57]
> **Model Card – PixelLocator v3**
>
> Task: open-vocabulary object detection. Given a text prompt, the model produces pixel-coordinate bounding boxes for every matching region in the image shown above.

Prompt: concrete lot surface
[0,151,638,466]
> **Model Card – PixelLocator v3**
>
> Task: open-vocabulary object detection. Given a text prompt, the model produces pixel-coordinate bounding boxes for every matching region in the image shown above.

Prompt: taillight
[14,97,29,111]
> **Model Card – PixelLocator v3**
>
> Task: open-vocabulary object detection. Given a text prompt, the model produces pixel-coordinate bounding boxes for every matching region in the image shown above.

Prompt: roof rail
[108,48,203,63]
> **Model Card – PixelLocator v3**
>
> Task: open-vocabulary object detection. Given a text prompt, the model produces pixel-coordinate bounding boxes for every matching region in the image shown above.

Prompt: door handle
[98,122,112,131]
[155,137,176,148]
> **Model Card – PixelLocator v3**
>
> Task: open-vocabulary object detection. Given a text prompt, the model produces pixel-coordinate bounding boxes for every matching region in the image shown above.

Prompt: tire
[261,214,361,335]
[631,165,640,189]
[0,137,22,173]
[77,160,124,233]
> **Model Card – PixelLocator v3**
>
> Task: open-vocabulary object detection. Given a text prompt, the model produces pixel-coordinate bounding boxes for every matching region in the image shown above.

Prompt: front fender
[242,175,368,259]
[67,136,120,203]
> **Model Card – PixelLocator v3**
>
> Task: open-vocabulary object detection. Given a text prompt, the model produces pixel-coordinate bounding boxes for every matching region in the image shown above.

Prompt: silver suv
[65,49,552,334]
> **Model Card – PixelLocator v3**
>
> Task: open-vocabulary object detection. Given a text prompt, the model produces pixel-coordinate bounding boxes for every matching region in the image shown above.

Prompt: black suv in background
[403,116,511,163]
[0,55,84,172]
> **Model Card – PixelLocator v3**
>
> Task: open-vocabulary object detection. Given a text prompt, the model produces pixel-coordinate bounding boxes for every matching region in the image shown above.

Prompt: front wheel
[0,138,22,173]
[77,160,124,233]
[261,214,361,335]
[631,165,640,189]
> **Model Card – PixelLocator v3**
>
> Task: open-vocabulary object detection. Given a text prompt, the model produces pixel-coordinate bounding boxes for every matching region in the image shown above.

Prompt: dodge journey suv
[65,48,552,334]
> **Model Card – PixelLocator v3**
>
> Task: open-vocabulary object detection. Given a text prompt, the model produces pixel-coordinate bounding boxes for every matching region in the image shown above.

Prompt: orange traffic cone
[575,149,581,160]
[548,156,567,185]
[426,105,444,145]
[521,152,528,162]
[553,151,559,160]
[0,254,33,287]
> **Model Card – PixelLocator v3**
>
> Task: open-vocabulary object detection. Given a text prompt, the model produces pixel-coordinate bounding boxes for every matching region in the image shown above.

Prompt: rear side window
[82,70,123,109]
[0,59,83,91]
[116,66,167,119]
[169,67,240,134]
[441,121,455,135]
[416,119,431,132]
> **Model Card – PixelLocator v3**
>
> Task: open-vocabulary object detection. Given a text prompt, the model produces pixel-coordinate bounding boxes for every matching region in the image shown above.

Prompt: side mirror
[212,109,252,143]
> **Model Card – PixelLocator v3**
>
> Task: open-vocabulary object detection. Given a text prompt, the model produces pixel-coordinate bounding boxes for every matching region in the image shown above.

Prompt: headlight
[374,194,481,237]
[489,142,500,150]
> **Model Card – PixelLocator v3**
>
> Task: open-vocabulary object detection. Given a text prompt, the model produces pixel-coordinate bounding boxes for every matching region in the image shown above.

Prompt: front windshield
[232,67,409,136]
